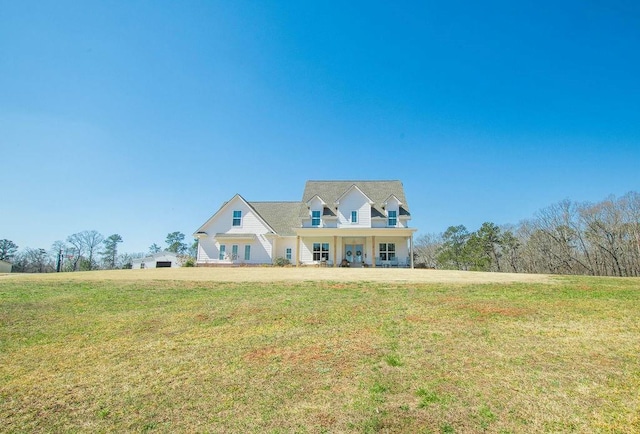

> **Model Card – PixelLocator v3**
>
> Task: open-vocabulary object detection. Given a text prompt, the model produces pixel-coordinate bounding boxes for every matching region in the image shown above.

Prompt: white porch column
[271,237,277,265]
[410,235,414,269]
[371,236,376,267]
[296,236,301,267]
[333,236,337,267]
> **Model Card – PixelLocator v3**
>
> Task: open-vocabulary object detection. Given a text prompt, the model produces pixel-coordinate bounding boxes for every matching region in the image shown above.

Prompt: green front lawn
[1,275,638,433]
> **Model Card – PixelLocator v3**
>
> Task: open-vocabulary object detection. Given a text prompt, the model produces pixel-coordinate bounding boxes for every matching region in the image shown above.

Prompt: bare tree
[14,248,53,273]
[499,227,521,273]
[416,191,640,276]
[82,230,104,270]
[50,240,68,272]
[67,230,104,271]
[414,233,442,268]
[66,233,85,271]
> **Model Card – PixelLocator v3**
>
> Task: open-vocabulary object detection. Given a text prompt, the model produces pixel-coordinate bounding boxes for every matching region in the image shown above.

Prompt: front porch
[293,227,417,268]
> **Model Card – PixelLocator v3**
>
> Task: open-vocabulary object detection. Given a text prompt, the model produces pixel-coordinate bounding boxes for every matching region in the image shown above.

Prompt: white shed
[131,251,182,269]
[0,260,12,273]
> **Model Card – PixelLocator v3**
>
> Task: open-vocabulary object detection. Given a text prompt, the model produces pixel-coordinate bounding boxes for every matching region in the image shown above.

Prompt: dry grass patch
[0,275,638,433]
[0,266,554,284]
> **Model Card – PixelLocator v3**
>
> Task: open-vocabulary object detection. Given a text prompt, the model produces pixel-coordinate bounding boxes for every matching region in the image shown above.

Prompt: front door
[345,244,364,265]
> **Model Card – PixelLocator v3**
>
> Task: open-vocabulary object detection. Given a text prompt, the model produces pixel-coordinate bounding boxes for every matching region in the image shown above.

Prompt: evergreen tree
[0,239,18,261]
[437,225,470,270]
[165,232,188,254]
[102,234,123,269]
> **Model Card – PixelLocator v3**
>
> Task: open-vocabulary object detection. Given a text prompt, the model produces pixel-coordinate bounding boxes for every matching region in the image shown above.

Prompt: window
[351,210,358,223]
[388,210,397,227]
[311,210,321,227]
[244,245,251,261]
[286,248,292,261]
[232,210,242,226]
[379,243,396,261]
[219,245,226,260]
[231,245,238,260]
[313,242,329,261]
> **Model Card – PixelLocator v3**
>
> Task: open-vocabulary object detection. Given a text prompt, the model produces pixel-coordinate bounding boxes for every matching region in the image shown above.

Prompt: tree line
[415,191,640,277]
[0,231,196,273]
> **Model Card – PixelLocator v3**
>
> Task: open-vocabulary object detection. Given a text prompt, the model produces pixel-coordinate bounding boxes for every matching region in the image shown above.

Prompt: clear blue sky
[2,1,639,254]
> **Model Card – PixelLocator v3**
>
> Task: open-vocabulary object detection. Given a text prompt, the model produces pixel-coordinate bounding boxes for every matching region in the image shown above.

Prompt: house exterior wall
[274,236,297,262]
[197,196,274,264]
[337,189,371,228]
[296,235,410,266]
[299,237,335,264]
[374,237,411,263]
[209,198,271,236]
[371,218,387,228]
[198,236,273,265]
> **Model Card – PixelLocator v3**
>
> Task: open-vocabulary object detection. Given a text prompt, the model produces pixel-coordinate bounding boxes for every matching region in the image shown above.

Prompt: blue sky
[2,1,639,254]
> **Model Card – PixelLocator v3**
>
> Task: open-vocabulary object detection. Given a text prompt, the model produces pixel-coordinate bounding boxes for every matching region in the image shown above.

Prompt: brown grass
[0,266,553,284]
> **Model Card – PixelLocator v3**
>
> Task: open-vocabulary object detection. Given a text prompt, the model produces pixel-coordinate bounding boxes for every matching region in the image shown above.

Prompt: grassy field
[0,270,638,433]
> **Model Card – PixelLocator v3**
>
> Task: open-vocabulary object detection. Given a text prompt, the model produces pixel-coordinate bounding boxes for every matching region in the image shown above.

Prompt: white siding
[197,242,211,262]
[275,236,297,262]
[299,237,335,265]
[385,198,402,228]
[302,197,325,228]
[322,216,338,228]
[197,196,274,264]
[132,252,181,269]
[337,189,371,228]
[371,218,387,228]
[375,237,411,264]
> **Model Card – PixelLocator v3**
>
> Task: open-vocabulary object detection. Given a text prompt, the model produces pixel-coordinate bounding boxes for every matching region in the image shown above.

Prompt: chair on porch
[375,256,383,267]
[404,257,411,267]
[390,257,399,267]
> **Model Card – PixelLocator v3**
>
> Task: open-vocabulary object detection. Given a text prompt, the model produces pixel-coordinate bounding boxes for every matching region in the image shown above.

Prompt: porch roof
[214,233,257,240]
[294,227,416,237]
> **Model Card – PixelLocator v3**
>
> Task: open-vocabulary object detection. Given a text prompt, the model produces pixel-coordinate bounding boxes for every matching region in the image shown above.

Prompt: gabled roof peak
[302,180,410,218]
[383,194,403,206]
[306,194,327,206]
[335,184,374,205]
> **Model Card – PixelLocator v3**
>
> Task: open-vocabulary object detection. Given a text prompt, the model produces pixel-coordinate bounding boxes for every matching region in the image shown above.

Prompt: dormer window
[351,211,358,224]
[232,210,242,226]
[388,210,397,227]
[311,210,321,227]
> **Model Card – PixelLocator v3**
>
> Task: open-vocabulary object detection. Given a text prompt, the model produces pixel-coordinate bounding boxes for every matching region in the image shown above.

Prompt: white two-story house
[194,180,417,267]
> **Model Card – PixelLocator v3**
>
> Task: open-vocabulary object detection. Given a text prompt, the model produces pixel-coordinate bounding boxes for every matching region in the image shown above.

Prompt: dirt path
[2,267,553,284]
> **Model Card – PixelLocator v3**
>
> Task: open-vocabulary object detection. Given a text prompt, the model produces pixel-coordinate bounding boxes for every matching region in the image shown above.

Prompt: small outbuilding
[0,260,12,273]
[131,251,182,269]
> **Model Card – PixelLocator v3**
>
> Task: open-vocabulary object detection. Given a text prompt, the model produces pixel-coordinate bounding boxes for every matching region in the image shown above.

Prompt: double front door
[344,244,364,265]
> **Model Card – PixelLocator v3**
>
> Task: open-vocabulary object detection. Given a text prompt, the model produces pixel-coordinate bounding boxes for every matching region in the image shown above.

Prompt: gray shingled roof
[300,180,410,218]
[248,202,306,236]
[200,181,410,237]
